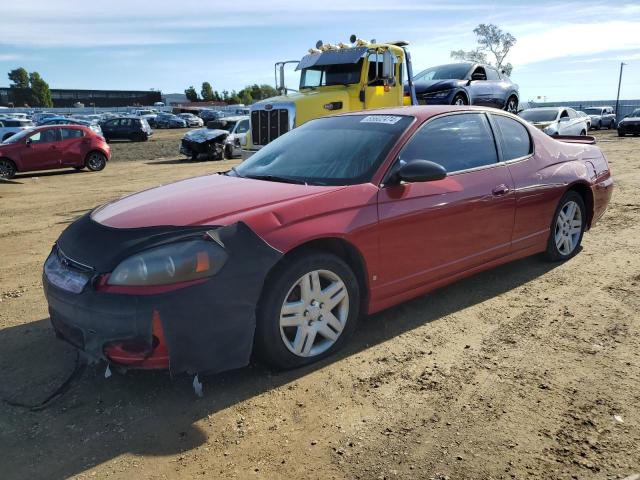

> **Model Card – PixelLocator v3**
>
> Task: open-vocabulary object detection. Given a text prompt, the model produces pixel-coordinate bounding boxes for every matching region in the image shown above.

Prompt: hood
[530,121,555,130]
[91,173,345,229]
[406,79,463,95]
[182,128,228,143]
[621,115,640,122]
[254,88,352,126]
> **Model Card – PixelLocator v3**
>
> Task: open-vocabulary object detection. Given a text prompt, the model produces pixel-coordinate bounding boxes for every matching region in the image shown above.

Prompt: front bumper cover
[43,214,282,375]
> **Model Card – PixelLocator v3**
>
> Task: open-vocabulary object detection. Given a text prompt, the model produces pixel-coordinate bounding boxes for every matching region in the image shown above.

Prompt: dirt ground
[0,129,638,480]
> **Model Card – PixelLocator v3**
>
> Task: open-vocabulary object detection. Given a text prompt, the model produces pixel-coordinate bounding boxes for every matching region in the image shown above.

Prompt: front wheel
[505,96,518,114]
[0,159,17,179]
[85,151,107,172]
[452,93,468,106]
[544,191,586,261]
[596,121,602,130]
[580,129,586,136]
[255,252,360,370]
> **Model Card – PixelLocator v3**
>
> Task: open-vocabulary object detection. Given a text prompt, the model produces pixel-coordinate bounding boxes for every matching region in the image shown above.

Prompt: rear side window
[485,67,500,80]
[399,113,498,173]
[492,115,532,161]
[61,128,84,139]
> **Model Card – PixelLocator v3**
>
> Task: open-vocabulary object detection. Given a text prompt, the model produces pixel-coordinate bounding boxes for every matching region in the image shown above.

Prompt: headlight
[108,239,228,286]
[425,90,451,98]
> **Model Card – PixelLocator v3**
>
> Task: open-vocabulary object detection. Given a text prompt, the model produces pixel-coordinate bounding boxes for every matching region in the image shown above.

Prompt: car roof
[521,107,563,111]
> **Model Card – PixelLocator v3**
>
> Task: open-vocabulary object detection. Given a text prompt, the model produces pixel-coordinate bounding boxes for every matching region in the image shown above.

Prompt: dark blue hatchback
[406,62,519,113]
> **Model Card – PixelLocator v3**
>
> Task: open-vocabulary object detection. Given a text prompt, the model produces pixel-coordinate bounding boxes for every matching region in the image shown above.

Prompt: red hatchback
[0,125,110,179]
[42,106,613,377]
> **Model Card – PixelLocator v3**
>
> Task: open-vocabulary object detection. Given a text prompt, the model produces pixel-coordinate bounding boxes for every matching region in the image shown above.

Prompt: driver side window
[30,129,59,144]
[399,113,498,173]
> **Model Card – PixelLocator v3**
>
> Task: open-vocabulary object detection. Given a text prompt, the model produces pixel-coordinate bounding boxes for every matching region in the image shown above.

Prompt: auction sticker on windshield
[360,115,403,125]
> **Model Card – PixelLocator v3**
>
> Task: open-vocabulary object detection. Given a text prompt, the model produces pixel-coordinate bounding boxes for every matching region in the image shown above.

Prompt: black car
[407,62,519,113]
[617,109,640,136]
[101,117,153,142]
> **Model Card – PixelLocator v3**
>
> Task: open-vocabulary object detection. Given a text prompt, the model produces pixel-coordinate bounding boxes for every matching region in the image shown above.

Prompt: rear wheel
[580,129,586,136]
[255,252,360,370]
[0,159,17,179]
[224,144,234,159]
[544,191,586,261]
[596,120,602,130]
[85,151,107,172]
[452,93,468,106]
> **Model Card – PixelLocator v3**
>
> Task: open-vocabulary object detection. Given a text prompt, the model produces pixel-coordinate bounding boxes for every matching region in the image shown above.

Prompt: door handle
[492,184,510,196]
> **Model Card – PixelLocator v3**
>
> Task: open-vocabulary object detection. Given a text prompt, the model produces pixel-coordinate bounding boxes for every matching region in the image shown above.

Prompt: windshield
[519,109,559,122]
[1,128,34,144]
[138,110,153,115]
[300,60,364,88]
[414,64,471,81]
[232,114,413,186]
[630,109,640,117]
[583,108,603,115]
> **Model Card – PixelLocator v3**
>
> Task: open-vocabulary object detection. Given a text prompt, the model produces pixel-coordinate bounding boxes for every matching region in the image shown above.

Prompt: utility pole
[615,62,626,122]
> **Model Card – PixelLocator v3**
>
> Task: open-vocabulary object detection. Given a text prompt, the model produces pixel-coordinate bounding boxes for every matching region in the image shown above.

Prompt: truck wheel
[224,144,234,159]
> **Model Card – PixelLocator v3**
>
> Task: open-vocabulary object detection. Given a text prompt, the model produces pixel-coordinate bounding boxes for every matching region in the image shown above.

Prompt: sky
[1,0,640,102]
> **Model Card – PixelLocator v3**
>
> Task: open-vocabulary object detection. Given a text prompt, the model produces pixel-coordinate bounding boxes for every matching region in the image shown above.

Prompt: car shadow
[0,255,558,479]
[0,178,23,185]
[14,169,85,180]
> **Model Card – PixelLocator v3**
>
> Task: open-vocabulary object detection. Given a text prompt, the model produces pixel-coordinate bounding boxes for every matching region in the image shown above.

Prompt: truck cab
[248,37,416,149]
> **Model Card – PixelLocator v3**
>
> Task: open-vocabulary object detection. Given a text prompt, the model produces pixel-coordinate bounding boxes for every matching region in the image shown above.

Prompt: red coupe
[43,106,613,376]
[0,125,110,179]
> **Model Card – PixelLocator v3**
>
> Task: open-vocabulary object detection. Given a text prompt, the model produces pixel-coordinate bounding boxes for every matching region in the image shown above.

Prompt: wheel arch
[566,181,594,229]
[266,237,370,314]
[453,89,470,104]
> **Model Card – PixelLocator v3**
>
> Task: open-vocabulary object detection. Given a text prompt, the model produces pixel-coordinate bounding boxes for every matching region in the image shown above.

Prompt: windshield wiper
[244,174,307,185]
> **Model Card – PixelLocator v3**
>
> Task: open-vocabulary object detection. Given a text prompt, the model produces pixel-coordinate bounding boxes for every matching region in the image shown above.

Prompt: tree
[28,72,53,107]
[238,88,253,105]
[184,85,199,102]
[201,82,214,101]
[8,67,29,88]
[450,23,516,76]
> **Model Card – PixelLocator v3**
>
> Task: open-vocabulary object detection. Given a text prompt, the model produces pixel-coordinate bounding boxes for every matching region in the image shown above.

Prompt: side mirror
[395,160,447,183]
[382,50,394,80]
[559,117,570,122]
[25,138,33,146]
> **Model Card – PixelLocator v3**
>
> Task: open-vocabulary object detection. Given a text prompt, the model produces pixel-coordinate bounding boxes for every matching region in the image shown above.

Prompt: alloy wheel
[0,160,16,179]
[87,153,105,170]
[554,200,582,256]
[279,269,349,357]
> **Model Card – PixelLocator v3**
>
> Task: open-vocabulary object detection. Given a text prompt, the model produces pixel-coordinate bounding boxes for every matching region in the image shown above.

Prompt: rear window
[519,109,558,122]
[61,128,84,139]
[492,115,532,161]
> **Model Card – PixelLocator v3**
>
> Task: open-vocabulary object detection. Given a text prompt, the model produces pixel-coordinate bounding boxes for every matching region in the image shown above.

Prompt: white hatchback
[518,107,589,136]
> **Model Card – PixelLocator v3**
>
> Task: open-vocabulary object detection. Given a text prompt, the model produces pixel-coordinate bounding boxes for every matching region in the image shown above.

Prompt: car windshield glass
[232,114,413,186]
[583,108,603,115]
[300,60,363,88]
[414,64,470,81]
[631,109,640,117]
[1,128,33,144]
[519,110,558,122]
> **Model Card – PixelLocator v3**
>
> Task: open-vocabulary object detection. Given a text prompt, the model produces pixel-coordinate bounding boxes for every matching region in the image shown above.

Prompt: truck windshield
[300,60,363,88]
[231,114,413,186]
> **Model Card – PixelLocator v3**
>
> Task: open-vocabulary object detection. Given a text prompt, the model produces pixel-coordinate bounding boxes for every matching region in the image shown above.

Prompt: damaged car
[179,116,249,160]
[179,128,230,160]
[43,106,612,377]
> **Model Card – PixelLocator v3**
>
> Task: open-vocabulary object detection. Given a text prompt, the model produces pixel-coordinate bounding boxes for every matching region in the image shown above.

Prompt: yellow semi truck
[247,35,417,150]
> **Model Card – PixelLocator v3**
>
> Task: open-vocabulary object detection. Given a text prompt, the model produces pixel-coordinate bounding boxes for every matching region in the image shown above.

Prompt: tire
[255,251,360,370]
[224,144,234,160]
[0,158,17,179]
[452,93,468,106]
[618,129,625,137]
[595,121,602,130]
[609,119,616,129]
[85,151,107,172]
[505,96,518,114]
[133,133,147,142]
[544,191,586,262]
[580,129,586,136]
